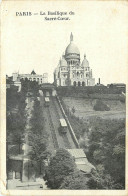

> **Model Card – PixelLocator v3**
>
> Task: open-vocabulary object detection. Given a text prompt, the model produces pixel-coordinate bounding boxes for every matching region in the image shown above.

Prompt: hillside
[62,97,125,120]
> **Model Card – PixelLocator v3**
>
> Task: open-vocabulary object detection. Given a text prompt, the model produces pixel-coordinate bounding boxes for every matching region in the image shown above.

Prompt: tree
[6,86,19,110]
[21,79,39,96]
[28,133,50,176]
[59,170,88,189]
[30,98,45,135]
[27,97,49,176]
[87,118,125,189]
[44,148,76,189]
[7,92,26,154]
[93,100,110,111]
[87,168,115,189]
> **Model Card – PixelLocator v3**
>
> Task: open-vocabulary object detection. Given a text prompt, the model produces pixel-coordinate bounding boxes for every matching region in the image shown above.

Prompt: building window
[78,81,81,86]
[82,81,85,86]
[77,72,79,76]
[73,81,76,86]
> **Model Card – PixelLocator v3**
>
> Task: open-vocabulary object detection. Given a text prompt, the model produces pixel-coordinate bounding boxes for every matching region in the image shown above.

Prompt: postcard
[0,0,128,195]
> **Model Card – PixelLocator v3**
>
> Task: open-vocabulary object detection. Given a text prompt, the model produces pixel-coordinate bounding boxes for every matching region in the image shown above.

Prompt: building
[107,83,126,88]
[67,149,95,174]
[12,70,48,84]
[54,33,95,87]
[6,75,21,92]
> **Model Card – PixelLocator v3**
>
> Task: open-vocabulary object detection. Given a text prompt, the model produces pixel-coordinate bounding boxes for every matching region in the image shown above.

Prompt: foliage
[6,86,19,110]
[28,133,50,175]
[59,170,88,189]
[7,159,23,172]
[30,98,45,135]
[28,98,49,176]
[6,87,26,154]
[21,78,39,96]
[44,148,77,189]
[93,100,110,111]
[56,86,125,98]
[87,118,125,189]
[87,168,116,189]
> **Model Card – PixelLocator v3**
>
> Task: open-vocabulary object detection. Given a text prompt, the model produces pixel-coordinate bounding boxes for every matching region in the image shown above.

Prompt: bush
[93,100,110,111]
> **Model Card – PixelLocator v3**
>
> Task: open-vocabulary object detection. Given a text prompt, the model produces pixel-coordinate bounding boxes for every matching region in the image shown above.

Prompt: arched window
[82,81,85,86]
[87,80,89,85]
[78,81,81,86]
[73,81,76,86]
[77,72,79,76]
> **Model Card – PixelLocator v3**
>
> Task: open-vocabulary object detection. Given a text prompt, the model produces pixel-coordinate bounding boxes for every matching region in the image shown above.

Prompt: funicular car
[44,97,50,107]
[59,118,67,134]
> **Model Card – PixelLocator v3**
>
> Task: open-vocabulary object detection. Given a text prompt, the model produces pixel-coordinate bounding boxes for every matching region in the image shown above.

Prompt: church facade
[54,33,95,87]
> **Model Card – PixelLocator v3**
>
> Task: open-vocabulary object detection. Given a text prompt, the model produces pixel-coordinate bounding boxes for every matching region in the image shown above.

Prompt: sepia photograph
[0,0,128,195]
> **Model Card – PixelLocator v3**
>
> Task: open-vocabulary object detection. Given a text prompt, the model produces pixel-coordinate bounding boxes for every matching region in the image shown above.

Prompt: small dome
[82,54,89,67]
[60,57,67,67]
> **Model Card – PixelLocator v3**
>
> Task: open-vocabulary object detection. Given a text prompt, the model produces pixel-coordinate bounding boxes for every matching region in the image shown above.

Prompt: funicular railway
[40,84,77,149]
[50,96,72,149]
[45,96,76,149]
[39,84,95,175]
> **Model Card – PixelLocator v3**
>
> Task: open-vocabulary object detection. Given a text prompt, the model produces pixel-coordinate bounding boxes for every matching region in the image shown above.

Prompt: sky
[1,0,128,85]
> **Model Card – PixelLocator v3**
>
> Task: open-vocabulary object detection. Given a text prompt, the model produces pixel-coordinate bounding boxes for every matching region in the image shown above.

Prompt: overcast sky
[1,1,128,85]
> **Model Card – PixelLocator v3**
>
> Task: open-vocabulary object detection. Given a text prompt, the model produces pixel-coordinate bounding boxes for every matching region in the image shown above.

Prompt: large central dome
[65,33,80,55]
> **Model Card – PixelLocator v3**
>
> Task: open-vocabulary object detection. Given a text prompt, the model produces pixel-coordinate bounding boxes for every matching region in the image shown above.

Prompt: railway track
[46,107,59,149]
[51,97,71,149]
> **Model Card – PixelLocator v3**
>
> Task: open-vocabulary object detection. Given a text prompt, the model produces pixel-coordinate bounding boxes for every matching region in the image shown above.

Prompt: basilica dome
[82,54,89,67]
[65,33,80,55]
[65,42,80,55]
